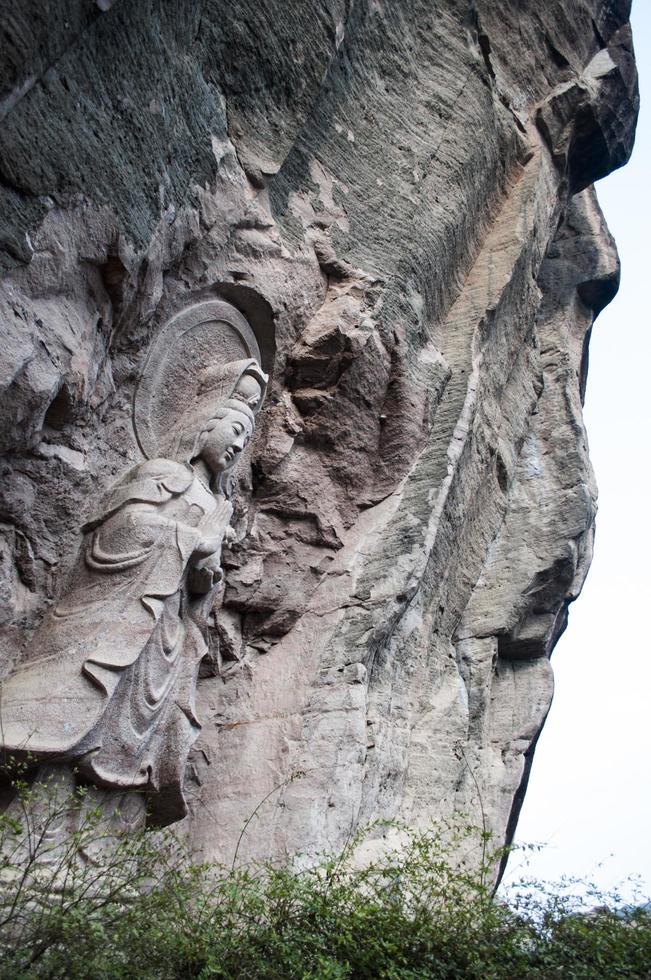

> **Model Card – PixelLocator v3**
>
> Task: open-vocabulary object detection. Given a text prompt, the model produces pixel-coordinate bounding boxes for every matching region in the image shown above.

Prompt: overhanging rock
[0,0,638,871]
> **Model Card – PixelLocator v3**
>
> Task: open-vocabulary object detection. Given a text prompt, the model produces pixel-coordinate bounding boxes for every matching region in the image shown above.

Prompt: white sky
[511,2,651,898]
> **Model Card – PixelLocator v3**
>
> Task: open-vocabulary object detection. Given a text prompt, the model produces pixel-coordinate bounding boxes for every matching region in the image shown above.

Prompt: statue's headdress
[134,301,268,463]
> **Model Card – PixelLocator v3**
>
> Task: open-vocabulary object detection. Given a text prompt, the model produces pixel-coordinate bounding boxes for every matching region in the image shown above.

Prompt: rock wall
[0,1,638,866]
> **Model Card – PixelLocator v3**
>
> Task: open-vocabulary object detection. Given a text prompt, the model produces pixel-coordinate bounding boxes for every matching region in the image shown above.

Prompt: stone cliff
[0,1,638,866]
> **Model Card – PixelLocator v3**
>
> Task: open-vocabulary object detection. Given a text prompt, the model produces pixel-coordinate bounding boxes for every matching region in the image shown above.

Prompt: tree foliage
[0,771,649,979]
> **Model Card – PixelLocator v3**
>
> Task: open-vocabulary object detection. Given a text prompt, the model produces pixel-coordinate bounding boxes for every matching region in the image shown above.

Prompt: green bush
[0,774,649,979]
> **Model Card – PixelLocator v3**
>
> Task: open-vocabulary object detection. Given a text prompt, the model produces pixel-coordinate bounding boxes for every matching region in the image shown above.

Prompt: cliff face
[0,1,638,864]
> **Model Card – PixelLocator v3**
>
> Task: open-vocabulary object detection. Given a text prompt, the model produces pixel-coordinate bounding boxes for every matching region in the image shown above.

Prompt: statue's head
[176,360,268,489]
[134,302,270,469]
[194,403,255,477]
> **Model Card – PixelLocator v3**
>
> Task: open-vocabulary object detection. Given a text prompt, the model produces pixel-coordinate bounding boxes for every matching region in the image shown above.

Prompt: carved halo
[134,301,263,460]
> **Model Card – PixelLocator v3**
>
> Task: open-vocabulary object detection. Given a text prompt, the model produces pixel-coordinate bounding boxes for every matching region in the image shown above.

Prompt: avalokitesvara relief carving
[2,301,268,829]
[0,1,638,870]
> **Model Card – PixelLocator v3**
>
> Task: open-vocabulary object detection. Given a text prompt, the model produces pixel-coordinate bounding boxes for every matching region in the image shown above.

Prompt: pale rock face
[0,1,638,872]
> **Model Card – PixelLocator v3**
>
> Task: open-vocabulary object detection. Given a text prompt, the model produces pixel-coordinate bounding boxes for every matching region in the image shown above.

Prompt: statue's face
[197,410,253,476]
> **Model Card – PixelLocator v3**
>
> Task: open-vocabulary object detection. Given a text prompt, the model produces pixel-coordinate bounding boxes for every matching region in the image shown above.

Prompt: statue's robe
[0,459,226,824]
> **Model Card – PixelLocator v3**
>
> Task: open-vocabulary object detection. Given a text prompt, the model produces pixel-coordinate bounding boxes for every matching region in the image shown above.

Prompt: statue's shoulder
[84,459,196,529]
[132,458,195,494]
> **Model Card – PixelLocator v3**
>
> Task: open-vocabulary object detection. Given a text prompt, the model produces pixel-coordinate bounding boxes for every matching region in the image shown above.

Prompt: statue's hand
[188,554,223,595]
[194,496,234,558]
[214,496,234,526]
[188,493,234,596]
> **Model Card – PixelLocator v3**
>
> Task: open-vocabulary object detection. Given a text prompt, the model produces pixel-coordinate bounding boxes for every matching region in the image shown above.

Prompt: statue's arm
[83,459,194,531]
[83,460,236,610]
[83,461,203,577]
[187,496,234,595]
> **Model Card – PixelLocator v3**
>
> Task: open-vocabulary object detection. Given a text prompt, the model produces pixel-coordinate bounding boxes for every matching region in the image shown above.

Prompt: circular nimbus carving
[133,301,262,460]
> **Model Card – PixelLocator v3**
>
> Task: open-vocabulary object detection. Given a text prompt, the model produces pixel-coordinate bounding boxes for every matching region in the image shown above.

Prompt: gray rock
[0,0,638,873]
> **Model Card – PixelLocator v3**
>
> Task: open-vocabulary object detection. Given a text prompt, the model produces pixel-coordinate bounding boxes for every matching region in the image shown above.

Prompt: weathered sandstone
[0,1,638,869]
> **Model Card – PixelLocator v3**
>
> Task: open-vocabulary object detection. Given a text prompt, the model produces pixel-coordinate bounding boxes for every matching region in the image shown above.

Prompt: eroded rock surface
[0,1,638,868]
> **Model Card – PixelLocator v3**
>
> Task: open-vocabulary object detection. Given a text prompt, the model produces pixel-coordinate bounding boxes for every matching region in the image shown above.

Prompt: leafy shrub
[0,772,649,979]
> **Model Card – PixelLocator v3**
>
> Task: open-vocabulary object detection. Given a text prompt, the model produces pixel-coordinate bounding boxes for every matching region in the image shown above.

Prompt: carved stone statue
[0,302,267,827]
